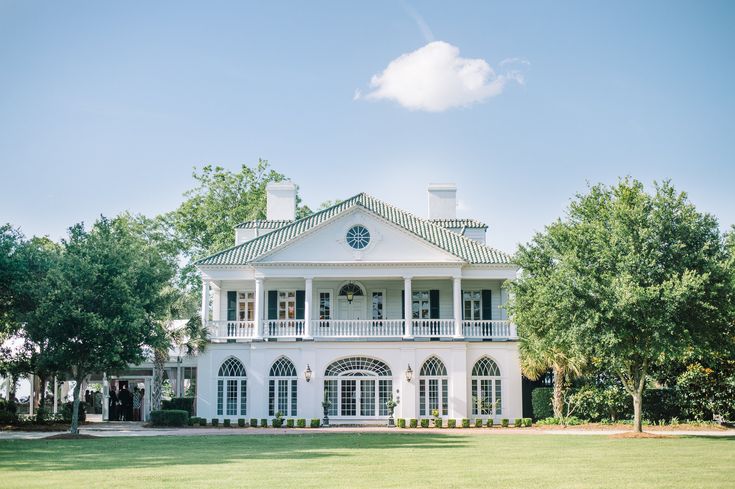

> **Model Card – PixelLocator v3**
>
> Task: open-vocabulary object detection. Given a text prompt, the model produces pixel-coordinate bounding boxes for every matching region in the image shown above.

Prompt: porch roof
[196,193,513,266]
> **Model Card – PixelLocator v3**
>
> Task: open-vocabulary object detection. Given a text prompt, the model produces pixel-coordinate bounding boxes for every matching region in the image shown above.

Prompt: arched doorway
[337,282,366,320]
[324,357,392,418]
[217,357,247,417]
[419,356,448,417]
[471,356,501,417]
[268,356,297,417]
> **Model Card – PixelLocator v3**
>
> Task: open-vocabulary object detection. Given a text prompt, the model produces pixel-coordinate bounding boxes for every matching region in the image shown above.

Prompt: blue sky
[1,1,734,254]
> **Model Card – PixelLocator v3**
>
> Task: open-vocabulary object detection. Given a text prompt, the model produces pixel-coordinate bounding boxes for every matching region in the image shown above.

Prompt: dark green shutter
[429,290,440,319]
[401,290,405,319]
[267,290,278,320]
[227,291,237,321]
[481,290,492,320]
[461,289,465,320]
[295,290,305,319]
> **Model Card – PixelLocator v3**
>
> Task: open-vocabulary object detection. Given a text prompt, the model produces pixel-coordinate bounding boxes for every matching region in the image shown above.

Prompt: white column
[102,373,109,421]
[453,277,463,338]
[403,277,413,339]
[201,278,210,323]
[304,277,313,339]
[28,374,34,417]
[53,376,58,414]
[254,278,264,339]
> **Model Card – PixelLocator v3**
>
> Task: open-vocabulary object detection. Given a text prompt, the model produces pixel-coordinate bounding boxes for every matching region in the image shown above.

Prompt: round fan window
[346,225,371,250]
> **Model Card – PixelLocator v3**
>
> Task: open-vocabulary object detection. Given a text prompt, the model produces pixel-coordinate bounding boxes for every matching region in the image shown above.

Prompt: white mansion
[194,182,521,423]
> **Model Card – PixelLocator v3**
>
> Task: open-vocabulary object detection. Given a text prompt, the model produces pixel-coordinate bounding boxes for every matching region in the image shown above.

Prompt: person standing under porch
[118,385,132,421]
[108,386,118,421]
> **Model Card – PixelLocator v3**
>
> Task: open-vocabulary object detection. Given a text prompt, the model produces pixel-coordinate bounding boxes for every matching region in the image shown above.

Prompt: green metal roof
[196,193,513,266]
[430,218,488,229]
[236,220,293,229]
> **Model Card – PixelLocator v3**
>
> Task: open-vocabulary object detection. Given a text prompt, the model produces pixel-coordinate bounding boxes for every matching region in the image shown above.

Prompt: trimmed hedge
[409,418,418,428]
[501,418,509,427]
[238,418,245,427]
[211,418,219,427]
[486,418,494,428]
[260,418,268,427]
[434,418,443,428]
[223,419,231,427]
[420,419,430,428]
[310,418,320,428]
[461,418,470,428]
[199,417,207,426]
[250,418,258,428]
[150,410,189,427]
[286,418,294,428]
[523,418,533,427]
[161,397,195,416]
[531,387,554,420]
[297,418,306,428]
[474,419,483,428]
[514,418,523,427]
[397,418,406,428]
[447,419,456,428]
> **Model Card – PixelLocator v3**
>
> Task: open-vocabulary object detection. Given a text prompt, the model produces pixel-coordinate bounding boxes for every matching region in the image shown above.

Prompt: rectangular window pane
[495,380,502,415]
[419,379,426,417]
[320,292,331,320]
[278,379,289,414]
[360,380,375,416]
[291,379,297,416]
[378,380,392,416]
[325,380,338,416]
[226,379,237,416]
[481,379,492,415]
[240,380,247,415]
[471,379,477,415]
[372,292,383,320]
[428,379,439,412]
[442,379,448,416]
[269,379,275,416]
[341,380,356,416]
[217,379,223,415]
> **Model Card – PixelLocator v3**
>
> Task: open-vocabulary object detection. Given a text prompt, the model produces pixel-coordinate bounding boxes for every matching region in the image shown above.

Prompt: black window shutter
[429,290,440,319]
[295,290,305,319]
[401,290,405,319]
[267,290,278,320]
[227,291,236,321]
[481,290,493,320]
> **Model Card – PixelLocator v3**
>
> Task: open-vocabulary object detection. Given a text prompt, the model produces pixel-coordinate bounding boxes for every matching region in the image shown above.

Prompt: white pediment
[255,209,463,264]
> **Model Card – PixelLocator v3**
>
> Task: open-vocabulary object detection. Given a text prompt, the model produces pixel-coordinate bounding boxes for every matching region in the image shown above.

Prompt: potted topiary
[322,398,332,427]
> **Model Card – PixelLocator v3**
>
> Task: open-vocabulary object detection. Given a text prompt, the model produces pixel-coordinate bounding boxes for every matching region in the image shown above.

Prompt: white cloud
[361,41,525,112]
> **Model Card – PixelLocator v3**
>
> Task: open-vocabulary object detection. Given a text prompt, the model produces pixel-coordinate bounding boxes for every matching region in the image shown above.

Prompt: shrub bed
[223,419,231,428]
[250,418,258,428]
[397,418,406,428]
[420,419,430,428]
[310,418,320,428]
[161,397,195,416]
[409,418,418,428]
[447,419,456,428]
[150,410,189,427]
[486,419,494,428]
[461,418,470,428]
[501,418,509,428]
[434,418,443,428]
[297,418,306,428]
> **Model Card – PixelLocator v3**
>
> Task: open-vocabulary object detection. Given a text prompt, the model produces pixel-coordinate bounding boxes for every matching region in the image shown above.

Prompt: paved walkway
[1,423,732,440]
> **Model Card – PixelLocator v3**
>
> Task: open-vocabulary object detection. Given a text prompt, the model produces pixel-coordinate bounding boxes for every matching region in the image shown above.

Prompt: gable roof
[196,193,513,266]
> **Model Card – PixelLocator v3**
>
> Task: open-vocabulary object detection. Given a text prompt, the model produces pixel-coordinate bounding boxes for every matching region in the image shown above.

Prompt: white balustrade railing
[265,319,305,337]
[314,319,404,337]
[412,319,455,337]
[462,320,515,339]
[208,320,256,339]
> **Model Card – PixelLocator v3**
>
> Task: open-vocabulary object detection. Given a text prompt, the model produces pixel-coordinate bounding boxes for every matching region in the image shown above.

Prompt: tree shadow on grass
[0,433,469,472]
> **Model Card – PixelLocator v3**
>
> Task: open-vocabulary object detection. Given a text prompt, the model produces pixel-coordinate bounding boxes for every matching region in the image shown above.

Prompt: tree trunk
[552,365,564,419]
[36,374,47,423]
[152,348,166,411]
[70,377,83,435]
[632,389,643,433]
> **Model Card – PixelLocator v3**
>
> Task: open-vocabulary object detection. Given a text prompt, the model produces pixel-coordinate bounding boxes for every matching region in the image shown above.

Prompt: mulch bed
[43,433,97,440]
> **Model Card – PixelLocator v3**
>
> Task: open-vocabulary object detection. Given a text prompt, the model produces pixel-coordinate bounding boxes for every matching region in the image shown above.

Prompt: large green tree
[25,217,176,434]
[510,179,734,432]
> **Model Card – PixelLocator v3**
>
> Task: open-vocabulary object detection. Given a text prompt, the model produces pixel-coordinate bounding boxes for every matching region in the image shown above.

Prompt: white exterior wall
[196,340,522,422]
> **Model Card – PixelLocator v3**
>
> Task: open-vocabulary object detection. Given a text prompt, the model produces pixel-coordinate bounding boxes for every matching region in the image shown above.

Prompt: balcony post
[304,277,313,339]
[254,278,264,339]
[403,277,413,339]
[453,276,463,338]
[201,278,210,323]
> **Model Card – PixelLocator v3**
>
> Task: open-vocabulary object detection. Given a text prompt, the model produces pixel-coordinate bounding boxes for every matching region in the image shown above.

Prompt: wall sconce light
[405,364,413,382]
[304,364,312,382]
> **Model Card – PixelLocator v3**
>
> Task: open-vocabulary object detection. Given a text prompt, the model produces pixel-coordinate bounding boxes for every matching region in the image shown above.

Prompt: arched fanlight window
[419,356,448,417]
[324,357,392,417]
[217,357,247,417]
[268,357,298,416]
[338,282,364,303]
[471,357,501,417]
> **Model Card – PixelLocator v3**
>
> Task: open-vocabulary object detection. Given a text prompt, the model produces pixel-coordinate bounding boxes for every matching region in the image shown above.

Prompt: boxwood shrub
[474,419,483,428]
[296,418,306,428]
[250,418,258,428]
[486,418,494,428]
[150,409,189,427]
[461,418,470,428]
[397,418,406,428]
[199,417,207,427]
[501,418,509,427]
[531,387,554,420]
[223,419,231,427]
[514,418,522,427]
[447,419,457,428]
[211,418,219,427]
[286,418,294,428]
[310,418,320,428]
[523,418,533,427]
[161,397,195,416]
[260,418,268,427]
[237,418,245,427]
[420,419,430,428]
[434,418,443,428]
[409,418,418,428]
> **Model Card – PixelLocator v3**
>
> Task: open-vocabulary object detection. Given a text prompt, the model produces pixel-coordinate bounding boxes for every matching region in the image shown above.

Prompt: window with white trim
[471,357,501,416]
[412,291,430,319]
[319,291,332,320]
[323,357,392,417]
[268,357,297,416]
[217,357,247,417]
[238,292,255,321]
[463,290,481,320]
[419,356,448,417]
[371,291,384,320]
[278,290,296,320]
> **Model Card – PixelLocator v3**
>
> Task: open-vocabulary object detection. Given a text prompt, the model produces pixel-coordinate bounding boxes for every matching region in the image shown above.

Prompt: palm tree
[520,332,586,419]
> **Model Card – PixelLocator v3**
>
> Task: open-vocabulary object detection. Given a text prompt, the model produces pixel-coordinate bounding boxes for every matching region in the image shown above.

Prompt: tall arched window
[419,356,448,417]
[217,357,247,417]
[324,357,392,417]
[471,357,501,416]
[268,357,297,416]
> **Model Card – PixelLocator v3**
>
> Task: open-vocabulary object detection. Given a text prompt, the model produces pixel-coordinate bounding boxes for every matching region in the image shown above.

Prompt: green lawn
[1,433,733,489]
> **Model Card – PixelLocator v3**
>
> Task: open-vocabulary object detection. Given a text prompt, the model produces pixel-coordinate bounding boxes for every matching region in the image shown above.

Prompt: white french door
[338,297,366,320]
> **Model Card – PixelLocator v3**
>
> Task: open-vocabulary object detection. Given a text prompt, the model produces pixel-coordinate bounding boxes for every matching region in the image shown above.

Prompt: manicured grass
[1,433,733,488]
